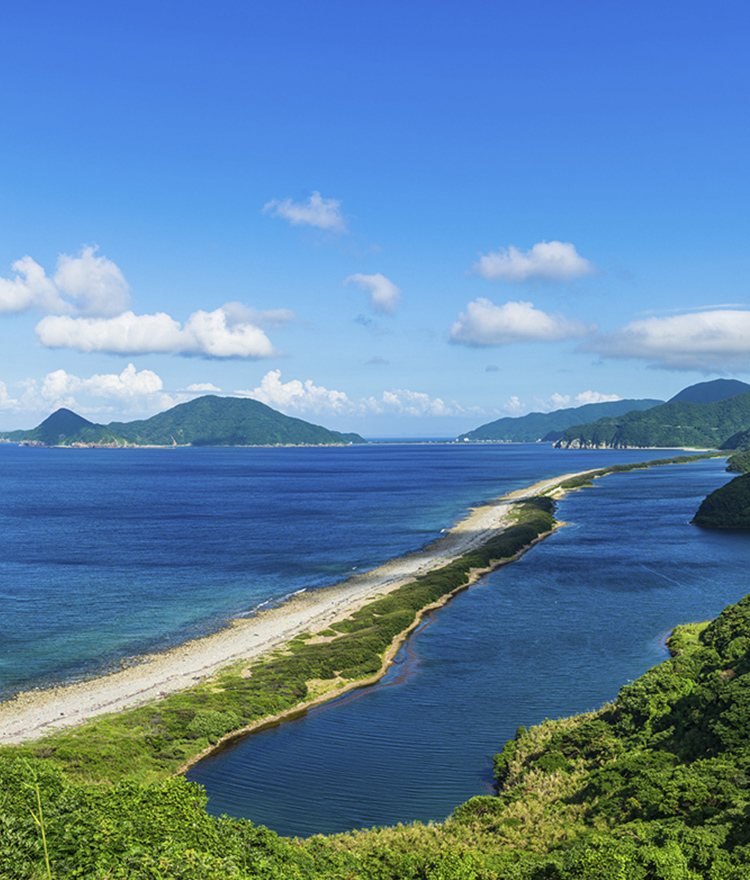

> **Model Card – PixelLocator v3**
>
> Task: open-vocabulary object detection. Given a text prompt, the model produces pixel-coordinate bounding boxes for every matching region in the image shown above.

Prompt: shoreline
[0,469,592,746]
[0,452,719,748]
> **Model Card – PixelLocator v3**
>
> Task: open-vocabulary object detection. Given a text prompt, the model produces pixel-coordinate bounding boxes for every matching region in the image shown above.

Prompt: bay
[186,456,747,837]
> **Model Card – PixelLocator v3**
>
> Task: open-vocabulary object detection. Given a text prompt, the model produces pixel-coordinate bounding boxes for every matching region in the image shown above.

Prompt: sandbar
[0,469,595,745]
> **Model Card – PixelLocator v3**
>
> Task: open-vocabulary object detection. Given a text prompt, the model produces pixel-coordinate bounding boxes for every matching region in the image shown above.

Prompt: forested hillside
[693,473,750,528]
[458,398,661,443]
[555,393,750,449]
[5,396,365,447]
[5,588,750,877]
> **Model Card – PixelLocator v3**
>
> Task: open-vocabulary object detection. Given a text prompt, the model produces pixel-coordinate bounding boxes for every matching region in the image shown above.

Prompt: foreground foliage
[5,591,750,877]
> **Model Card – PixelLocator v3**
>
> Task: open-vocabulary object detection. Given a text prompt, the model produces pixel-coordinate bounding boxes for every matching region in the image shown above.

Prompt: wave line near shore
[0,469,597,745]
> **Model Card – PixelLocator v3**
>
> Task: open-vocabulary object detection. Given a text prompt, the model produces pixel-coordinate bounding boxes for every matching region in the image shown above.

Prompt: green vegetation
[555,392,750,449]
[0,497,556,788]
[457,399,662,443]
[6,588,750,877]
[692,473,750,529]
[3,396,366,447]
[549,452,726,493]
[725,443,750,473]
[1,454,744,878]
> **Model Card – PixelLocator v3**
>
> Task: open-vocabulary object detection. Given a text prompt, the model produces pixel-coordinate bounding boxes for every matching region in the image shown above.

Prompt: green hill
[458,398,662,443]
[668,377,750,404]
[7,396,366,447]
[22,408,95,445]
[692,472,750,528]
[555,392,750,449]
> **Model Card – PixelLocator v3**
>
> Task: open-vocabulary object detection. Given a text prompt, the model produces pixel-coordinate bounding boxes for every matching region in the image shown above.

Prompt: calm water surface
[0,443,743,837]
[0,442,681,697]
[187,457,748,836]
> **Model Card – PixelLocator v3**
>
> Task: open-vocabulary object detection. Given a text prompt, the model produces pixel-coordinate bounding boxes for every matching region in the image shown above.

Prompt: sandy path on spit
[0,469,594,745]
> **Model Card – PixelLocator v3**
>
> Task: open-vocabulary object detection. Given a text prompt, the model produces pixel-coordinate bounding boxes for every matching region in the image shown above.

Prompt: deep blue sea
[1,442,746,837]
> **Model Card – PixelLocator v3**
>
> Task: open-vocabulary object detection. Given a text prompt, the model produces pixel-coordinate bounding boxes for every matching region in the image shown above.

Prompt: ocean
[1,442,745,836]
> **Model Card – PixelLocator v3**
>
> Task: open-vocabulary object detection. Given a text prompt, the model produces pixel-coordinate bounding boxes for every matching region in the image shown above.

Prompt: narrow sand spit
[0,470,594,745]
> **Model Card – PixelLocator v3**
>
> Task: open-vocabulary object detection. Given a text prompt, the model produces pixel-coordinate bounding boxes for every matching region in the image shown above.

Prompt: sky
[0,1,748,438]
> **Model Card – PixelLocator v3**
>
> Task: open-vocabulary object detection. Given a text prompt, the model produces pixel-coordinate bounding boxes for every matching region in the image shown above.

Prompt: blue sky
[0,1,748,437]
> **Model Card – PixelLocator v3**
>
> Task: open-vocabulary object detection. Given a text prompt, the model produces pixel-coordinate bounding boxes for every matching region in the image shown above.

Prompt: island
[2,395,366,448]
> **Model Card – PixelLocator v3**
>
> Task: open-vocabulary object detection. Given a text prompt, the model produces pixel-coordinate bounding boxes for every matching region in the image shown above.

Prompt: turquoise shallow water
[0,443,743,838]
[0,442,685,698]
[186,456,748,837]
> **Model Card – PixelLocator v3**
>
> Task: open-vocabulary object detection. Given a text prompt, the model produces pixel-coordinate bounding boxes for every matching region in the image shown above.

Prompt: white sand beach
[0,470,595,745]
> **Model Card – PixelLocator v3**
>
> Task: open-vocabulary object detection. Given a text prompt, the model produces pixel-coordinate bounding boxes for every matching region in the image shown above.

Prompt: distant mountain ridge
[555,380,750,450]
[458,398,663,443]
[5,396,366,447]
[668,378,750,404]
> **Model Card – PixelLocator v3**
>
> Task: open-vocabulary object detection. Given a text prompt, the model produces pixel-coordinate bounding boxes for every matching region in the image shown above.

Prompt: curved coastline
[0,453,719,749]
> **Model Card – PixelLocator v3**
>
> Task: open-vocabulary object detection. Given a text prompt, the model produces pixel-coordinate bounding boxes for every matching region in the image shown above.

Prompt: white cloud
[471,240,598,282]
[183,382,222,393]
[37,363,163,403]
[0,256,69,314]
[237,370,486,420]
[504,395,524,414]
[0,380,19,410]
[502,389,621,417]
[588,309,750,372]
[449,298,593,346]
[53,245,131,317]
[344,273,401,314]
[263,191,347,232]
[574,390,621,405]
[236,369,352,415]
[533,390,621,412]
[16,364,179,419]
[35,307,279,359]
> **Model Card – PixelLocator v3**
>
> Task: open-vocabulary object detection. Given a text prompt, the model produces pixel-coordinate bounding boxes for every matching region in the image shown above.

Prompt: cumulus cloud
[0,380,19,410]
[533,390,621,411]
[344,273,401,314]
[263,191,347,232]
[574,390,621,405]
[35,306,280,359]
[588,309,750,371]
[0,256,69,314]
[53,245,131,316]
[449,298,593,347]
[15,364,180,419]
[0,246,132,316]
[471,240,598,282]
[237,370,352,415]
[237,370,486,420]
[38,363,163,402]
[183,382,222,393]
